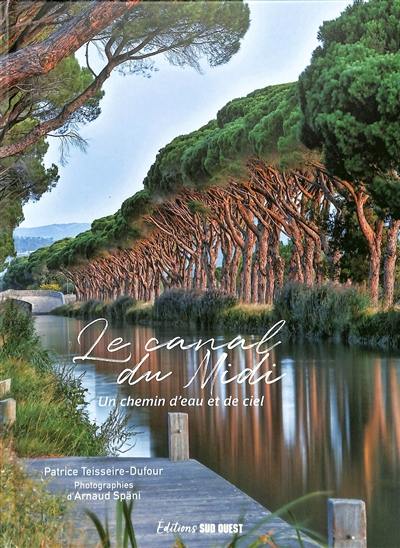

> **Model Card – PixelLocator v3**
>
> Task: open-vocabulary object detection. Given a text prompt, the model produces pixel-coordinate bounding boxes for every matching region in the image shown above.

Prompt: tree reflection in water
[36,315,400,548]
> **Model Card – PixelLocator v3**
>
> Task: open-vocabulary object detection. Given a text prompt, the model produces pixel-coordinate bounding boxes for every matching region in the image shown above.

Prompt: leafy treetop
[144,82,308,194]
[298,0,400,217]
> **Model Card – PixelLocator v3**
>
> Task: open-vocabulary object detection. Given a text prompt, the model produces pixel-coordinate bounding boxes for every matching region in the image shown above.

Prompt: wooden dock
[23,456,317,547]
[7,406,365,547]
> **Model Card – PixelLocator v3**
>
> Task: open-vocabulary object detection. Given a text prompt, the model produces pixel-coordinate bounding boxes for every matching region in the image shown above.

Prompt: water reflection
[35,316,400,547]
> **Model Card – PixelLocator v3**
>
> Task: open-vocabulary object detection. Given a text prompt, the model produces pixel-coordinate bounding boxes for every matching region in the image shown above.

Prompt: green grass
[54,296,135,321]
[0,300,131,457]
[0,442,67,547]
[0,357,110,457]
[220,304,274,332]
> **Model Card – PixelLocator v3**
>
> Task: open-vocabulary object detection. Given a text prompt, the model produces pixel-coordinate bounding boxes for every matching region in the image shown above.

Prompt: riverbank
[0,302,86,546]
[54,285,400,351]
[0,300,127,457]
[0,442,67,546]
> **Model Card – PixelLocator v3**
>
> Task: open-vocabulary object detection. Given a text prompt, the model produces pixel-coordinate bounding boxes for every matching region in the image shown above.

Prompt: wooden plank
[328,498,366,548]
[0,398,16,428]
[168,412,189,461]
[23,457,318,547]
[0,378,11,397]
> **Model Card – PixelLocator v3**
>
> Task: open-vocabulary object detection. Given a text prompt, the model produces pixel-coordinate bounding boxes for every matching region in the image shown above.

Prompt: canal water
[35,315,400,548]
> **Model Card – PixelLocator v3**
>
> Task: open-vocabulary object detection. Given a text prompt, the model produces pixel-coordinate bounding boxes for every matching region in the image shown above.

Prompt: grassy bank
[55,285,400,350]
[0,300,130,457]
[0,442,67,546]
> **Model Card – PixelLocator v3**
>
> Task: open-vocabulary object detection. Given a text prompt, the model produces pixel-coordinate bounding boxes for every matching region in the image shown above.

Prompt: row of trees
[36,158,396,308]
[4,0,400,307]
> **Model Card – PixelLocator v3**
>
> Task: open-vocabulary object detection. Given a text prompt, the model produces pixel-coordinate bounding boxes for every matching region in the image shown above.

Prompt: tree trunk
[369,224,383,306]
[220,233,232,293]
[229,246,241,297]
[0,1,136,94]
[383,219,400,309]
[303,236,315,286]
[258,228,268,303]
[252,244,259,303]
[241,228,255,303]
[353,191,383,306]
[289,228,304,284]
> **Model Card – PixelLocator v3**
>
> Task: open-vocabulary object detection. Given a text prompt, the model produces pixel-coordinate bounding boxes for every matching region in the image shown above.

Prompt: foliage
[299,0,400,217]
[1,1,250,157]
[125,302,154,324]
[0,51,100,267]
[3,243,71,290]
[3,257,33,289]
[56,284,400,349]
[0,442,67,547]
[54,297,137,323]
[0,299,48,368]
[0,137,59,268]
[144,82,304,195]
[351,308,400,349]
[274,283,371,339]
[327,205,370,284]
[221,304,273,332]
[154,288,237,327]
[0,1,251,267]
[107,296,135,322]
[40,82,307,270]
[39,282,62,291]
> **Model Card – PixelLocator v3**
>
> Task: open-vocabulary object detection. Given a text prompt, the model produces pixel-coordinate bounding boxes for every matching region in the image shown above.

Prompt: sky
[21,0,350,228]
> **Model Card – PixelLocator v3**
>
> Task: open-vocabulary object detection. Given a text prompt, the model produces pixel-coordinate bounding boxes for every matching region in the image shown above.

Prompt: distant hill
[14,236,53,255]
[13,223,90,256]
[14,223,90,240]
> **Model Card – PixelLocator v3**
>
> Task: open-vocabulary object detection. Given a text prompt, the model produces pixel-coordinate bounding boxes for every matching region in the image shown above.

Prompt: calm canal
[35,315,400,547]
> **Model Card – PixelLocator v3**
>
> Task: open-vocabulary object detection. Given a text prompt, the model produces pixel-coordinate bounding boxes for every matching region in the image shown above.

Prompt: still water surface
[35,315,400,548]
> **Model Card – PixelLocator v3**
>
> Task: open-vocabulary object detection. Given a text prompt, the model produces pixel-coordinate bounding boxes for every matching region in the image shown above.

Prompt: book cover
[0,1,399,547]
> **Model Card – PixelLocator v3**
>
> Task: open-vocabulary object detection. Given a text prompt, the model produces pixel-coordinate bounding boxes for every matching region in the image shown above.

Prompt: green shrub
[53,287,400,350]
[221,304,274,332]
[0,356,130,457]
[0,299,50,370]
[125,302,154,323]
[274,283,370,339]
[79,299,107,318]
[39,282,62,291]
[54,296,135,323]
[107,295,135,322]
[351,309,400,349]
[0,300,37,352]
[154,288,237,327]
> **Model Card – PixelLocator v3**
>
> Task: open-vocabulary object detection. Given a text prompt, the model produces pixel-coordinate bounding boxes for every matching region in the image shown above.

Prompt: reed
[87,493,325,547]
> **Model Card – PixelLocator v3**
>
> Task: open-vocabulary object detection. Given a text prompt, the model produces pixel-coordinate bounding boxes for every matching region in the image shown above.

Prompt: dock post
[0,378,11,397]
[168,412,189,461]
[328,498,367,547]
[0,398,16,428]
